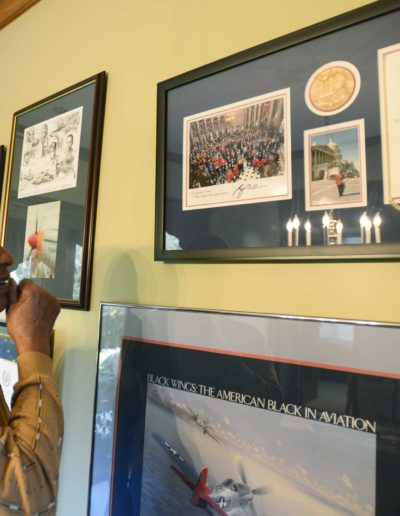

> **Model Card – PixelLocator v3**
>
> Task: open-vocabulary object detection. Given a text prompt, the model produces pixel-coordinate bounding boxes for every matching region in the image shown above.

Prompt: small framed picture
[1,73,107,309]
[304,120,367,212]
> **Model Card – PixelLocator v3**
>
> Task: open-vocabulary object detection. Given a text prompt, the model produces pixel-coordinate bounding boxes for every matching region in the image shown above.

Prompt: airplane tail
[197,468,208,489]
[191,467,211,507]
[173,465,228,516]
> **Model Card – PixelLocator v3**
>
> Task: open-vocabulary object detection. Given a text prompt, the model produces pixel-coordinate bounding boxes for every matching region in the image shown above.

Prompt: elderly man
[0,245,63,515]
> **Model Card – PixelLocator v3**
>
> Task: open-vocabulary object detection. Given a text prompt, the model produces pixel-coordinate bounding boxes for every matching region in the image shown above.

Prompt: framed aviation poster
[88,304,400,515]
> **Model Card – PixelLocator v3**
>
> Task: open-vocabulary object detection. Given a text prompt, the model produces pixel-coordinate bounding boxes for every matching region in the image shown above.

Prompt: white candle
[336,219,343,245]
[373,212,382,244]
[359,211,368,243]
[286,219,293,247]
[304,220,312,246]
[322,211,330,227]
[292,215,300,246]
[364,217,372,244]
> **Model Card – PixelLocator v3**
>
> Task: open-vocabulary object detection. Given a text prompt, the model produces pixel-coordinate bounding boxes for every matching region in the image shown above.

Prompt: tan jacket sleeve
[0,352,64,515]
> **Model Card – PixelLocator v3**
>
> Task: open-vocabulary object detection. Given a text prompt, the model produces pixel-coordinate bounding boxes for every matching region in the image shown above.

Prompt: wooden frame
[0,146,5,195]
[1,72,107,309]
[155,0,400,262]
[0,0,40,31]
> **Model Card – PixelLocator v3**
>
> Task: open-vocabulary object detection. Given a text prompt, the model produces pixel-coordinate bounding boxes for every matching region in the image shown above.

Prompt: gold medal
[305,61,360,116]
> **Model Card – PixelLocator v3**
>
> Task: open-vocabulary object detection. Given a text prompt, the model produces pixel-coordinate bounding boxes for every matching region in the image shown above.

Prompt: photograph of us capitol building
[305,120,366,211]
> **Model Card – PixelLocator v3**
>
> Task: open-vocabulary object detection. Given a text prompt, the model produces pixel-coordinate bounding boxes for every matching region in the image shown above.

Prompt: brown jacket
[0,352,63,515]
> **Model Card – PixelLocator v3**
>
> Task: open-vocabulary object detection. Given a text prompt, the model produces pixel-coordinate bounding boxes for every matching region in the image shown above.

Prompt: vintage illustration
[18,106,83,199]
[304,120,367,211]
[305,61,361,116]
[20,201,61,279]
[182,89,291,210]
[378,42,400,205]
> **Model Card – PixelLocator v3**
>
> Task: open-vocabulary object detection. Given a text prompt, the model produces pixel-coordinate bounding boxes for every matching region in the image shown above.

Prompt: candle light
[364,216,372,244]
[373,212,382,243]
[292,215,300,246]
[304,220,312,246]
[286,219,293,247]
[359,211,368,243]
[322,211,330,226]
[322,211,330,245]
[336,219,343,245]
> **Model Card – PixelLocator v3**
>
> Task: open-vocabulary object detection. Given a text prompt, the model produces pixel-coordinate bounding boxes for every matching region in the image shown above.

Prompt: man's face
[0,247,13,312]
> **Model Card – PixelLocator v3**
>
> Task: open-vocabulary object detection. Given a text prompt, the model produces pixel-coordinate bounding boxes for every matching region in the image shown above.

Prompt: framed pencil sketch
[88,303,400,515]
[1,72,107,309]
[155,1,400,261]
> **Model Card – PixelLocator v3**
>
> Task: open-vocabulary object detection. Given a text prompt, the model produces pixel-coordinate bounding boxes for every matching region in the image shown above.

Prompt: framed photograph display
[1,72,107,309]
[88,303,400,515]
[155,1,400,261]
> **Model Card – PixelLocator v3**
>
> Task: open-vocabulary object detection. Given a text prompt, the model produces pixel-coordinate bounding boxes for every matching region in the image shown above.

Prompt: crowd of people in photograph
[189,125,284,189]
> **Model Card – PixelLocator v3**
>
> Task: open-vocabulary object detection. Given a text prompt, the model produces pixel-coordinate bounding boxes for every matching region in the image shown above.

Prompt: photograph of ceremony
[183,89,291,210]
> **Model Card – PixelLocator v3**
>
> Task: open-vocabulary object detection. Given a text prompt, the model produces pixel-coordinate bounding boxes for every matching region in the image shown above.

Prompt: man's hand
[6,279,60,356]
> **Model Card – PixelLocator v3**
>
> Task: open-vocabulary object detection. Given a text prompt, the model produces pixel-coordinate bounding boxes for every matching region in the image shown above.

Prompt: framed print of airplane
[88,303,400,515]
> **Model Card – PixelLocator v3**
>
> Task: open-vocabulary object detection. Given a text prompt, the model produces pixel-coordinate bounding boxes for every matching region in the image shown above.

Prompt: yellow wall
[0,0,390,514]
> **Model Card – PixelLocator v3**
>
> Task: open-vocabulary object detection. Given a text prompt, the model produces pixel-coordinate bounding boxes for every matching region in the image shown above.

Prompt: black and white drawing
[18,106,83,198]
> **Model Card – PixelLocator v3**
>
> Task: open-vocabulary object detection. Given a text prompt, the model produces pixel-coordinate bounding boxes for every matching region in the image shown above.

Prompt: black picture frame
[1,72,107,309]
[155,1,400,262]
